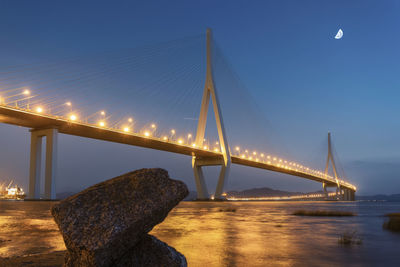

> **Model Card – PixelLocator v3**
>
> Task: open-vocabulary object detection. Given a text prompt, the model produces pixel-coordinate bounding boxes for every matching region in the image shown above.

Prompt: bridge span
[0,103,356,201]
[0,29,356,201]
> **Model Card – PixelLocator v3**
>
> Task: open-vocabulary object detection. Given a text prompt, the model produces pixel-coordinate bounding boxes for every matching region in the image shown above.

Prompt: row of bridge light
[232,147,343,184]
[0,89,224,151]
[226,191,341,201]
[0,89,355,190]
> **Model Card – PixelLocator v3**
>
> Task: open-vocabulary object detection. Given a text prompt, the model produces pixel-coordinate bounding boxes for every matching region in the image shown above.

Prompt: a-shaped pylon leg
[214,162,230,199]
[192,157,209,200]
[192,156,231,200]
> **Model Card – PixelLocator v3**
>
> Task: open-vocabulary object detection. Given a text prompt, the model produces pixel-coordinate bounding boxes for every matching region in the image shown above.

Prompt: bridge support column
[341,189,348,201]
[342,189,355,201]
[28,128,58,200]
[322,182,328,199]
[336,186,343,200]
[347,189,352,201]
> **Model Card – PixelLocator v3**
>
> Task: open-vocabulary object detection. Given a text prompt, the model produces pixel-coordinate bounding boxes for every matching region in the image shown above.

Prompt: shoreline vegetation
[292,210,356,216]
[338,231,363,246]
[383,213,400,232]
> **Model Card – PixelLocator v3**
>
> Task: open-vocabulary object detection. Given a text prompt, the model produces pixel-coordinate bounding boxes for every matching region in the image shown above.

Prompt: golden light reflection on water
[150,202,302,266]
[0,201,65,257]
[151,202,366,267]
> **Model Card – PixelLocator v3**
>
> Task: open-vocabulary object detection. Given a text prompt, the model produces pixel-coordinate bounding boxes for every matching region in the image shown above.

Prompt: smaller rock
[65,234,187,267]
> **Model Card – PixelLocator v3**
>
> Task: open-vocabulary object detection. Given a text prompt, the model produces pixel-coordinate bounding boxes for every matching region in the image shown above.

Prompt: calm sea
[0,200,399,266]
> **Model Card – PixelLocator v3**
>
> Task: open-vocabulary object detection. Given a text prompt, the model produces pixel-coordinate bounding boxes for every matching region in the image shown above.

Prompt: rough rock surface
[65,234,187,267]
[51,168,188,267]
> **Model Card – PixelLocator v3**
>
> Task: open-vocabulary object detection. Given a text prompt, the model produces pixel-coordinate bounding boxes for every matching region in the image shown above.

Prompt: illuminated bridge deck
[0,104,356,191]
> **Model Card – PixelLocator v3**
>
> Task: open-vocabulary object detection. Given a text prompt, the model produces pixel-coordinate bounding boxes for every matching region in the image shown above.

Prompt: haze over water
[1,201,399,266]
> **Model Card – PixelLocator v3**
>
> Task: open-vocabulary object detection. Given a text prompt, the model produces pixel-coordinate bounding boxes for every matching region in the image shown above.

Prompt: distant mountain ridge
[356,194,400,202]
[226,187,305,198]
[226,188,400,202]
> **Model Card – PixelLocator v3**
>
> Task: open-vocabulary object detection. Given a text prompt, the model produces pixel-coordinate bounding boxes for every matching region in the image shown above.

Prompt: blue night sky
[0,0,399,195]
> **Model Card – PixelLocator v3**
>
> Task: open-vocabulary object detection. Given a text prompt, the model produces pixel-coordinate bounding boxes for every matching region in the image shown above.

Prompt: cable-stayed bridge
[0,29,356,200]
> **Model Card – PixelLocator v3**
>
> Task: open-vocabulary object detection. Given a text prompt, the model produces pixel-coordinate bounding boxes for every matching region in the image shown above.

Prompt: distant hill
[226,187,304,198]
[56,192,76,200]
[183,191,198,201]
[356,194,400,202]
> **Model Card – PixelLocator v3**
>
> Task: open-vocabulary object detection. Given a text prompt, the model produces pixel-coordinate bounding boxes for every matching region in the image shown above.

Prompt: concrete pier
[28,128,58,200]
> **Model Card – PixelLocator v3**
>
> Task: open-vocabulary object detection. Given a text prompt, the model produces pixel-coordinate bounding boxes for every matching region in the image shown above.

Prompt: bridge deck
[0,105,356,191]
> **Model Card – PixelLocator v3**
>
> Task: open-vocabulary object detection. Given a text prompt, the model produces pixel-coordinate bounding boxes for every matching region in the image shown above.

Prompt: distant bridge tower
[192,28,231,200]
[323,132,354,201]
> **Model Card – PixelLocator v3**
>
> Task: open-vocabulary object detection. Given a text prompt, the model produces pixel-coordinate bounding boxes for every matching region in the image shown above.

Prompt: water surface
[0,200,399,266]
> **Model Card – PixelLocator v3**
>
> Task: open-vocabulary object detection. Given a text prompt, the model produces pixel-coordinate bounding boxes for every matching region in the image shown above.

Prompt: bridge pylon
[324,132,343,200]
[192,28,231,200]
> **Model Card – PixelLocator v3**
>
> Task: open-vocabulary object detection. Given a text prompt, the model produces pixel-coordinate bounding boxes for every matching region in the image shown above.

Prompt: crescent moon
[335,29,343,39]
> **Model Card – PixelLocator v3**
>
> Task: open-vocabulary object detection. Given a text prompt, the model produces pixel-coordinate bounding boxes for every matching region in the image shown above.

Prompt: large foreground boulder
[65,234,187,267]
[52,168,188,267]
